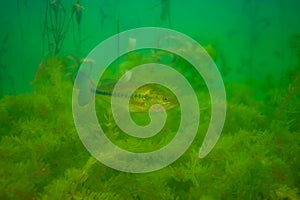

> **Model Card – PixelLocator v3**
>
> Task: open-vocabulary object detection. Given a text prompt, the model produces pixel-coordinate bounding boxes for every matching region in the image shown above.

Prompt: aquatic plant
[42,0,84,55]
[72,1,84,27]
[150,0,171,27]
[0,53,299,199]
[263,61,300,133]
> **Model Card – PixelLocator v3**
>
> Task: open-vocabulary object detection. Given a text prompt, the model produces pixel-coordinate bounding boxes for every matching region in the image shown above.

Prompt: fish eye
[163,97,169,102]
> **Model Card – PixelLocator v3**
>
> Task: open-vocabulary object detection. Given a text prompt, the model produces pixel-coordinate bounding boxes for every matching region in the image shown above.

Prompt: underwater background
[0,0,300,199]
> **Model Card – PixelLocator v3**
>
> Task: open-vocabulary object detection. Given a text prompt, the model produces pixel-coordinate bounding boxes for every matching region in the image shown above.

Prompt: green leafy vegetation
[0,54,299,200]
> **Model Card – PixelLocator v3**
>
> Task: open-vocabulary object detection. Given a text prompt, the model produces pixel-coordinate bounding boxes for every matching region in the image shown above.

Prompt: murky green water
[0,0,299,199]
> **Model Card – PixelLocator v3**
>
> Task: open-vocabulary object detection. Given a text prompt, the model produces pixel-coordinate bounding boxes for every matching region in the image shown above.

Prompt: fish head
[144,85,179,112]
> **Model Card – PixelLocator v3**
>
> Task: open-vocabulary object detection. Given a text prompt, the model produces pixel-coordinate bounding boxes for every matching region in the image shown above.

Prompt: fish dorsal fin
[98,79,118,87]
